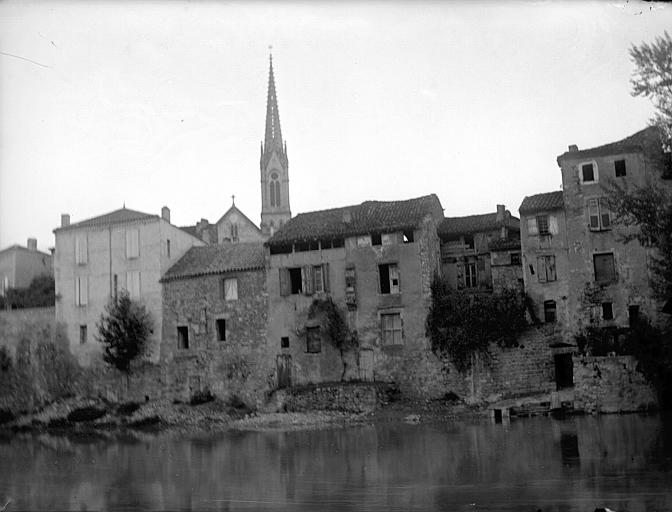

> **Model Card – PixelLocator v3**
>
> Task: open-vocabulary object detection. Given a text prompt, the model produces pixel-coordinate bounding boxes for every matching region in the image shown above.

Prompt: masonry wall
[0,248,53,293]
[161,269,272,406]
[573,355,658,413]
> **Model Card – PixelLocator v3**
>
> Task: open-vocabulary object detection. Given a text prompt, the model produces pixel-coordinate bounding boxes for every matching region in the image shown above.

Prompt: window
[510,253,521,266]
[357,235,371,247]
[230,223,238,241]
[602,302,614,321]
[221,278,238,301]
[463,234,474,249]
[279,265,330,296]
[614,159,626,177]
[544,300,557,323]
[0,275,7,297]
[167,239,171,258]
[216,319,226,341]
[379,263,400,294]
[126,271,141,299]
[371,233,382,245]
[381,313,403,346]
[281,336,289,348]
[403,230,414,243]
[527,217,538,235]
[177,326,189,349]
[75,276,88,306]
[537,255,557,283]
[269,172,281,207]
[593,253,616,283]
[306,326,321,353]
[587,198,611,230]
[581,162,597,183]
[75,235,88,265]
[113,274,118,301]
[79,325,87,345]
[536,215,549,236]
[628,305,640,326]
[381,233,395,246]
[126,229,140,259]
[464,262,477,288]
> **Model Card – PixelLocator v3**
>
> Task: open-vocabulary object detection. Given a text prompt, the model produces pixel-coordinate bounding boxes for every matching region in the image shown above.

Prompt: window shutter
[322,263,330,293]
[599,198,611,228]
[549,215,559,235]
[75,278,80,306]
[588,199,600,230]
[537,256,547,283]
[279,268,290,296]
[547,256,556,281]
[303,266,314,295]
[220,279,226,300]
[527,218,538,235]
[80,277,88,305]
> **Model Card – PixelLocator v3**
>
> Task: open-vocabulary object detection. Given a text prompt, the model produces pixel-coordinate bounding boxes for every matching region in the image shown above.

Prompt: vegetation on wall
[426,275,528,372]
[0,274,55,310]
[97,290,153,374]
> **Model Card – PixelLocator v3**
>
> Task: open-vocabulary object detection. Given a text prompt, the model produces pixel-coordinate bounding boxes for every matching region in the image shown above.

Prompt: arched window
[270,172,280,207]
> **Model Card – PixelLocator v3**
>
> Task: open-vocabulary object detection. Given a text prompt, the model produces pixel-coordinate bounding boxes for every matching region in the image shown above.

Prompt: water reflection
[1,414,671,511]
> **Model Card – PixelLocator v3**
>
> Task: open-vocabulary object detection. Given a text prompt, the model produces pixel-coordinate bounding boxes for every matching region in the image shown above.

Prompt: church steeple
[260,50,291,237]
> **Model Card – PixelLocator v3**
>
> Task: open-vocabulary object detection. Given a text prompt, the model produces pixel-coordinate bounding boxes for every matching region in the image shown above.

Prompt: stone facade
[161,250,272,406]
[53,207,203,366]
[0,239,52,297]
[215,204,265,244]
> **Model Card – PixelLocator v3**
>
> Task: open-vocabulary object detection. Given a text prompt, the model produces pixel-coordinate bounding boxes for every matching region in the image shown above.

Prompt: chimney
[496,204,505,223]
[61,214,70,227]
[568,144,578,152]
[161,206,171,223]
[27,238,37,251]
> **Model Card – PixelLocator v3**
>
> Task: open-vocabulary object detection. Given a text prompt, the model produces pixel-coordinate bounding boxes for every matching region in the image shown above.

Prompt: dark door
[277,354,292,388]
[554,353,574,390]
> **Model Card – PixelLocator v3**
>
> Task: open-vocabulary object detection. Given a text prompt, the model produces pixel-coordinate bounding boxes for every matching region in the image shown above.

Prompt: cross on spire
[231,194,235,205]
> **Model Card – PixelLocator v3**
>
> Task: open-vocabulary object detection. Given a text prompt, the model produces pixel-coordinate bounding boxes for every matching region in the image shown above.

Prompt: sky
[1,1,670,252]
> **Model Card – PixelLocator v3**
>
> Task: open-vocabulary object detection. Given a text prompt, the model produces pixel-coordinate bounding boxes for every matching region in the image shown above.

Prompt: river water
[1,413,671,511]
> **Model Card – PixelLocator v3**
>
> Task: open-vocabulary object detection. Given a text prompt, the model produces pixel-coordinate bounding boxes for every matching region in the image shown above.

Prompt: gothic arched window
[270,172,280,207]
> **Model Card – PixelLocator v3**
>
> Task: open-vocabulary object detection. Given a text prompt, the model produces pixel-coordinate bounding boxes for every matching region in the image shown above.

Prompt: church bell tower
[260,52,291,237]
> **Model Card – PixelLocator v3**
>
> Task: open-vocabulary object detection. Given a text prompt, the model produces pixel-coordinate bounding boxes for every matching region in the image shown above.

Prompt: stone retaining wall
[273,382,396,413]
[573,355,658,413]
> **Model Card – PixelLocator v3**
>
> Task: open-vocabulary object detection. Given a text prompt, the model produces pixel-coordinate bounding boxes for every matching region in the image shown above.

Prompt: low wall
[273,382,396,413]
[573,355,658,414]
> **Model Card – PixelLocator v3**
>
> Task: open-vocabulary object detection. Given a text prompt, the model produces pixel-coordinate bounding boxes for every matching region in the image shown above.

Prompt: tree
[97,290,153,373]
[0,274,55,309]
[630,31,672,150]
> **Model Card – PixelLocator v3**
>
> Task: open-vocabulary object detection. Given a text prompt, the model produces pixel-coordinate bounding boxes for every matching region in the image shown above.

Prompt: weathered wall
[573,355,658,413]
[273,382,395,413]
[162,269,272,406]
[0,247,52,292]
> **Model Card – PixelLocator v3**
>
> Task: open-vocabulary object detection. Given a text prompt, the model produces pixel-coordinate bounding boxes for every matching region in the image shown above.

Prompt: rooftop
[557,126,660,162]
[438,211,519,237]
[267,194,443,245]
[54,207,157,232]
[519,191,564,214]
[162,242,266,282]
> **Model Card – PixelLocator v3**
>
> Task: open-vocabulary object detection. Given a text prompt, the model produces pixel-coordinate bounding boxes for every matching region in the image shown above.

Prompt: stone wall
[273,382,396,413]
[573,355,658,413]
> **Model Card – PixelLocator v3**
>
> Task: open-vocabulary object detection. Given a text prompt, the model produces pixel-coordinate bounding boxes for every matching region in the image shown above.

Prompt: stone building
[557,126,671,333]
[53,206,203,365]
[519,191,571,331]
[438,205,521,293]
[0,238,53,297]
[265,194,444,394]
[160,243,272,404]
[215,200,264,244]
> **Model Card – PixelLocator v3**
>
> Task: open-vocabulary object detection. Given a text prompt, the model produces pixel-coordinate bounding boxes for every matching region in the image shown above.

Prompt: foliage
[630,31,672,150]
[97,290,153,374]
[0,274,55,310]
[426,275,528,372]
[0,346,11,372]
[605,178,672,299]
[307,297,357,352]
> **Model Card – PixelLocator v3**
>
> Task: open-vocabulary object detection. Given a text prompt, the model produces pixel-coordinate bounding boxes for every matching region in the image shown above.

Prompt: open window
[216,319,226,341]
[580,162,598,183]
[593,253,616,283]
[279,265,330,296]
[544,300,557,323]
[379,263,400,294]
[177,326,189,349]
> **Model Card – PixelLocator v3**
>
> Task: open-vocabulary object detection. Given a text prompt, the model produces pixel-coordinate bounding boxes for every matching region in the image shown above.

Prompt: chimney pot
[496,204,505,223]
[27,238,37,251]
[568,144,578,152]
[61,214,70,227]
[161,206,170,223]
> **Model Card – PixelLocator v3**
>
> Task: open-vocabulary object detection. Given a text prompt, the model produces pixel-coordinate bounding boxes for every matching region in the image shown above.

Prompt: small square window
[582,163,595,182]
[614,160,626,177]
[602,302,614,321]
[177,326,189,349]
[510,253,521,266]
[79,325,87,344]
[281,336,289,348]
[216,319,226,341]
[306,327,321,353]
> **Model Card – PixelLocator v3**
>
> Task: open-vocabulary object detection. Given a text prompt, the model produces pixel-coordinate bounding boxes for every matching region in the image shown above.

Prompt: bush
[67,406,107,423]
[0,347,11,372]
[190,389,214,406]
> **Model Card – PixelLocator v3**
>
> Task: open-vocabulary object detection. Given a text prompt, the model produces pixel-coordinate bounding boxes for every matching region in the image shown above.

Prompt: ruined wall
[162,269,272,406]
[273,382,394,413]
[573,355,658,413]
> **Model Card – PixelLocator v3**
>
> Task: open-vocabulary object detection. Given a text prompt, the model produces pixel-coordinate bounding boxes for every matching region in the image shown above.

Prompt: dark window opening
[270,243,292,255]
[602,302,614,321]
[628,305,640,326]
[614,159,626,177]
[281,336,289,348]
[510,253,521,266]
[371,232,382,245]
[594,253,616,283]
[177,326,189,349]
[306,326,321,353]
[331,238,344,248]
[403,230,414,243]
[294,241,318,252]
[582,163,595,182]
[379,263,400,294]
[537,215,550,236]
[465,262,477,288]
[289,267,302,294]
[463,234,474,249]
[529,264,535,275]
[167,239,171,258]
[544,300,557,323]
[80,325,87,345]
[216,319,226,341]
[554,353,574,390]
[113,274,118,301]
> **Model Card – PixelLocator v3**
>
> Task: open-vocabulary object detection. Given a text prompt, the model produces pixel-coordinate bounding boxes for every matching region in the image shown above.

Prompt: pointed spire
[264,49,283,152]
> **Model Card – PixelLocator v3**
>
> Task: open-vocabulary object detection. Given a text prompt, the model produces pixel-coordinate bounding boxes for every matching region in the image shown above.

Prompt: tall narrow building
[260,53,291,236]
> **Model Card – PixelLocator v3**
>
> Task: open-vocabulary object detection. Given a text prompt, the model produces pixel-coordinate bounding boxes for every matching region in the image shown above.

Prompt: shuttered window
[594,253,616,283]
[126,271,141,299]
[587,198,611,231]
[75,276,88,306]
[126,229,140,259]
[537,255,556,283]
[381,313,403,346]
[75,235,88,265]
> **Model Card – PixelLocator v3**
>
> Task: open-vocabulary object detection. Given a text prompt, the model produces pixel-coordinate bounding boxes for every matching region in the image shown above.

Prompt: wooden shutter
[537,256,547,283]
[549,215,559,235]
[599,198,611,229]
[302,266,314,295]
[279,268,290,296]
[322,263,330,293]
[546,256,556,281]
[527,217,538,235]
[588,199,600,230]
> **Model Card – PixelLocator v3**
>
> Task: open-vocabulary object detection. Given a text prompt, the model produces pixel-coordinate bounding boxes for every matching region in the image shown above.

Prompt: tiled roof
[54,208,157,232]
[267,194,443,245]
[162,242,265,281]
[0,244,51,257]
[179,225,199,238]
[438,212,519,236]
[519,191,564,214]
[489,237,522,251]
[557,126,660,162]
